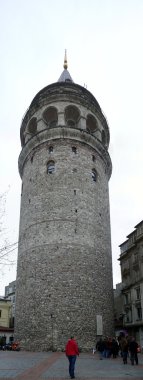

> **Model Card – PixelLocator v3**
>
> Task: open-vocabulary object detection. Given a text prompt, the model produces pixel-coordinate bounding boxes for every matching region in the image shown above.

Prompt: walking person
[96,338,105,360]
[65,336,79,379]
[111,338,119,358]
[129,337,138,365]
[120,336,128,364]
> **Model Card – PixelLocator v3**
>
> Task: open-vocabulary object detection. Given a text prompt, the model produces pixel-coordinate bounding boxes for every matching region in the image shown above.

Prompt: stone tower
[15,53,114,351]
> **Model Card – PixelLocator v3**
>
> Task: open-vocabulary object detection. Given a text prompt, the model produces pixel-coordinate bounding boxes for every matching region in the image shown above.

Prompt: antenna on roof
[63,49,68,70]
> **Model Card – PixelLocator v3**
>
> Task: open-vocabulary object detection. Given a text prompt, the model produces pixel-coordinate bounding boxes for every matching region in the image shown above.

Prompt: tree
[0,191,18,268]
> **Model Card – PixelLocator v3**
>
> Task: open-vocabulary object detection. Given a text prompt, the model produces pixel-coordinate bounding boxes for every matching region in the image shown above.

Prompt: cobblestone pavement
[0,351,143,380]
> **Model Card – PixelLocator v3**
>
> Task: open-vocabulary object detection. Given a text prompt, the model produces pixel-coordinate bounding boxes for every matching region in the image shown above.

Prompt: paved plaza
[0,351,143,380]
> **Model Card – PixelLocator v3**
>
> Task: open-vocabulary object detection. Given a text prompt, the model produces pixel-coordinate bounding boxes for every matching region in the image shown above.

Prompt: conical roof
[58,50,73,83]
[58,69,73,82]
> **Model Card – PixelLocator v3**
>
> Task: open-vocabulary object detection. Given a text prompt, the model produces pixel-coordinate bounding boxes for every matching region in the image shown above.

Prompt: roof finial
[63,49,68,69]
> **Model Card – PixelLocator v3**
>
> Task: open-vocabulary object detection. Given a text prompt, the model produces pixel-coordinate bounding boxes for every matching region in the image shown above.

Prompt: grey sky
[0,0,143,295]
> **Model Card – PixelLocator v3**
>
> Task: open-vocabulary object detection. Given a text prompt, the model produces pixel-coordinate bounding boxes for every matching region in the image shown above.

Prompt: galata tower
[15,52,114,351]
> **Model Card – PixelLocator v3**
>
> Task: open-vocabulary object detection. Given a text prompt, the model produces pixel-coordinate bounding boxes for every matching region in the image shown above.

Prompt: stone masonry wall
[15,84,114,351]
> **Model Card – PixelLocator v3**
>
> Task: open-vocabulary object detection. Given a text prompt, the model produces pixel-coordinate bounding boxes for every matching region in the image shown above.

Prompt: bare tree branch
[0,191,18,270]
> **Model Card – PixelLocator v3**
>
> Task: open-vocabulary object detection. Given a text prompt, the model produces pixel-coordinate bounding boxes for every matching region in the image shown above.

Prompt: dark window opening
[43,106,58,127]
[28,117,37,135]
[49,120,57,128]
[92,169,97,182]
[125,294,129,304]
[65,105,80,128]
[47,161,55,174]
[75,209,77,213]
[68,120,76,127]
[31,156,33,163]
[74,190,76,195]
[92,155,95,162]
[136,287,140,300]
[136,306,142,320]
[125,308,132,323]
[49,146,53,153]
[86,114,98,133]
[72,147,77,154]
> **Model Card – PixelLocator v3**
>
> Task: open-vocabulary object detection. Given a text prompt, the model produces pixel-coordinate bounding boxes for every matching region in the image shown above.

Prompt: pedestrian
[120,336,128,364]
[103,337,108,358]
[96,338,105,360]
[129,337,138,365]
[111,338,119,358]
[65,336,79,379]
[106,337,112,358]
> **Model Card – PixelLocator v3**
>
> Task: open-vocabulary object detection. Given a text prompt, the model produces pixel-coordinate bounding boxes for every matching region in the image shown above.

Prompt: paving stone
[0,351,143,380]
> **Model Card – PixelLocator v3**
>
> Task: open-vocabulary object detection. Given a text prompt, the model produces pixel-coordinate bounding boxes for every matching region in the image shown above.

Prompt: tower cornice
[20,82,109,147]
[18,126,112,179]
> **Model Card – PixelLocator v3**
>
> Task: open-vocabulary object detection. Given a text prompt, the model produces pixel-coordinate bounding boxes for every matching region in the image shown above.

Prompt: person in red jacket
[65,336,79,379]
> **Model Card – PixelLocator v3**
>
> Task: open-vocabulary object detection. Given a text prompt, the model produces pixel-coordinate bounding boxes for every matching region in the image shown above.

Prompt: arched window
[92,155,95,162]
[92,169,97,182]
[43,107,58,127]
[72,146,77,154]
[65,105,80,128]
[27,117,37,135]
[47,161,55,174]
[86,114,98,133]
[49,146,53,153]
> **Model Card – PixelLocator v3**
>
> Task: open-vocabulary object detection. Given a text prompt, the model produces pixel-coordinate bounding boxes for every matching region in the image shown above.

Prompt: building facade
[0,298,12,328]
[114,283,124,335]
[119,220,143,347]
[15,55,114,351]
[0,298,14,346]
[5,280,16,327]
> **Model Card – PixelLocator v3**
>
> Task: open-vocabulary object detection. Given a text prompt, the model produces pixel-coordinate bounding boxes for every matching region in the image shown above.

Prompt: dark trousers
[130,352,138,365]
[123,351,128,363]
[68,355,76,378]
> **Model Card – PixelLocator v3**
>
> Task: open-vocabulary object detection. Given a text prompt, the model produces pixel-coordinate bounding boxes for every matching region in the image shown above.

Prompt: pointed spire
[58,50,73,83]
[63,49,68,69]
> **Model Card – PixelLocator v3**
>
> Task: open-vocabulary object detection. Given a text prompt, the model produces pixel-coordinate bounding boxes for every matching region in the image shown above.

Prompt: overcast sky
[0,0,143,295]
